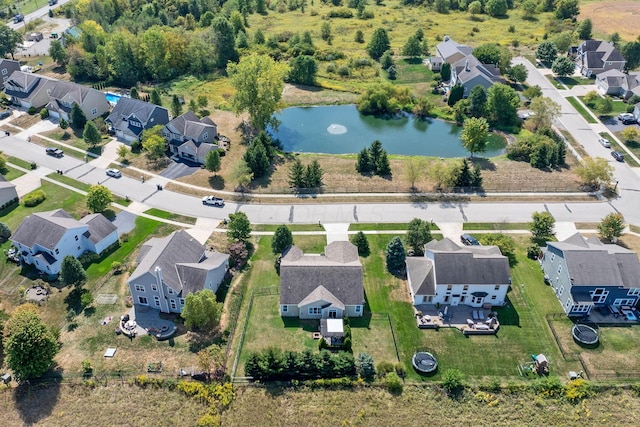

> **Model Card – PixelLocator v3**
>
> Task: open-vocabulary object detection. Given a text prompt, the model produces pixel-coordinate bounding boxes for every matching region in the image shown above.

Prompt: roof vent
[444,35,450,42]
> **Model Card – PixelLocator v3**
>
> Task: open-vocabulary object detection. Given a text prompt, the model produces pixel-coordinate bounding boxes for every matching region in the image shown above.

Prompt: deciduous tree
[60,255,87,288]
[575,156,614,187]
[211,16,238,68]
[507,64,528,83]
[227,212,252,242]
[536,41,558,64]
[367,28,390,60]
[117,144,129,160]
[530,211,555,241]
[598,213,625,243]
[0,222,11,241]
[0,24,22,60]
[182,289,223,330]
[621,127,640,143]
[86,184,113,213]
[288,55,317,86]
[551,56,575,77]
[555,0,579,20]
[49,39,68,66]
[528,96,561,130]
[404,157,425,189]
[460,117,489,157]
[231,159,253,189]
[204,150,221,175]
[486,83,520,126]
[272,225,293,254]
[405,218,432,256]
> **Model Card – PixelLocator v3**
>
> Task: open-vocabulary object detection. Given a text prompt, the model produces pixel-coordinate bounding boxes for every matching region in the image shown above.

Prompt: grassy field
[143,208,197,225]
[252,223,326,232]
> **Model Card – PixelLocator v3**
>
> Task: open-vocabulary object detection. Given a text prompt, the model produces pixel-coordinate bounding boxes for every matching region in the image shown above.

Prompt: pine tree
[171,94,183,118]
[385,236,406,274]
[304,160,323,187]
[150,89,162,106]
[456,159,473,187]
[376,152,391,176]
[356,148,373,173]
[351,231,370,257]
[472,164,483,187]
[272,225,293,254]
[288,158,305,188]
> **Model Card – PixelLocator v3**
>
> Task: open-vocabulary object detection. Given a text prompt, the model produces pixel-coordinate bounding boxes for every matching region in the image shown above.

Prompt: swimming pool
[105,92,121,105]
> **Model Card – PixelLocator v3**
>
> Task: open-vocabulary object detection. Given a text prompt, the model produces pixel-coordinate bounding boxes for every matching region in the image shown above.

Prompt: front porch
[414,304,500,334]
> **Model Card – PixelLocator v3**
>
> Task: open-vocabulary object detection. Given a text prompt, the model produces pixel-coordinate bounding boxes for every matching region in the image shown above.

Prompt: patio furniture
[472,310,479,320]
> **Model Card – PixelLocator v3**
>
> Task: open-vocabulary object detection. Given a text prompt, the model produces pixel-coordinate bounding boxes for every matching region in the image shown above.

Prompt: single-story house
[45,80,110,122]
[127,230,229,314]
[279,241,365,319]
[406,238,511,307]
[105,98,170,143]
[595,69,640,100]
[541,233,640,317]
[162,111,219,164]
[10,209,118,276]
[0,175,18,207]
[573,39,626,77]
[4,70,56,109]
[0,59,21,89]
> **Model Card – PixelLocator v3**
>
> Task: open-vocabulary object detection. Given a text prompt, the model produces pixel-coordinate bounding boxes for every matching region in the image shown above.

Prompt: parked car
[48,0,58,5]
[106,168,122,178]
[618,113,637,125]
[598,137,611,148]
[202,196,224,206]
[0,111,11,120]
[13,14,24,23]
[611,151,624,162]
[460,233,480,246]
[45,147,63,157]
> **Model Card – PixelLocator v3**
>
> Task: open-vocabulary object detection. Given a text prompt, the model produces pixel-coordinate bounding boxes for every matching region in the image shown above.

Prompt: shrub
[384,372,403,393]
[27,106,37,115]
[565,379,592,403]
[376,361,395,377]
[530,376,563,398]
[442,369,465,396]
[23,190,46,207]
[30,161,37,170]
[327,7,353,18]
[130,140,142,153]
[40,108,49,119]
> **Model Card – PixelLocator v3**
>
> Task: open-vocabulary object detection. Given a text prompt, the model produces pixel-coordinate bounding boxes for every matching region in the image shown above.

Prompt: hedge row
[245,348,356,381]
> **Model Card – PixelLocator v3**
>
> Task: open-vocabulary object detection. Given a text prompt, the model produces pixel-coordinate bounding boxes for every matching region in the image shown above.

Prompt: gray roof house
[541,233,640,317]
[105,98,170,143]
[0,59,21,89]
[595,69,640,100]
[279,241,365,319]
[435,36,474,65]
[4,71,56,109]
[0,175,18,207]
[162,111,218,164]
[128,230,229,314]
[574,39,626,77]
[10,209,118,276]
[45,80,110,123]
[406,238,511,308]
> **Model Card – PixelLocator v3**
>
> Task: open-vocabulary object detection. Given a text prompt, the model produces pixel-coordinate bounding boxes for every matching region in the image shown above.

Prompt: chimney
[465,58,470,72]
[444,35,450,42]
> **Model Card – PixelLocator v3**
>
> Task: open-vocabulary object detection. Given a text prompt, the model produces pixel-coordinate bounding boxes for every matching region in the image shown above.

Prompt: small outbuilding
[26,32,44,42]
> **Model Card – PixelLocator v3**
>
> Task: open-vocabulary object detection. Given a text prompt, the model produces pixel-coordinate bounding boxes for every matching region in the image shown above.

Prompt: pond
[269,105,506,157]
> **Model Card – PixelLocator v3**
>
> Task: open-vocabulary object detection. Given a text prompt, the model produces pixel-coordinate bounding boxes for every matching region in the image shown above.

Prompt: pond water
[269,105,506,157]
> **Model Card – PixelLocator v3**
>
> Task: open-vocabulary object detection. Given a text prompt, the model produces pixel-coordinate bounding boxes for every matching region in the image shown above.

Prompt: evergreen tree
[243,142,270,178]
[385,236,406,274]
[351,231,370,257]
[60,255,87,288]
[130,87,139,99]
[171,94,183,118]
[456,159,473,187]
[468,85,487,118]
[402,35,422,57]
[305,160,324,187]
[376,152,391,176]
[70,103,87,129]
[356,148,373,173]
[211,16,238,68]
[440,62,451,81]
[288,158,305,188]
[472,164,483,187]
[448,84,464,106]
[272,225,293,254]
[83,121,101,146]
[367,28,390,60]
[150,89,162,106]
[368,140,384,168]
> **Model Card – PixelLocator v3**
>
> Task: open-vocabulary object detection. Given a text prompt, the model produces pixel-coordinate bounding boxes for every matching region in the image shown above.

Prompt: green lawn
[253,224,325,232]
[7,156,33,170]
[566,97,597,123]
[143,208,197,225]
[556,76,594,88]
[47,173,91,192]
[463,222,530,231]
[2,166,25,181]
[349,222,440,231]
[292,234,327,253]
[392,58,435,85]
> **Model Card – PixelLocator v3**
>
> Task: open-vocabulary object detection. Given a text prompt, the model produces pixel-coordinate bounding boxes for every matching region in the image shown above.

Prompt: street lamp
[614,180,619,192]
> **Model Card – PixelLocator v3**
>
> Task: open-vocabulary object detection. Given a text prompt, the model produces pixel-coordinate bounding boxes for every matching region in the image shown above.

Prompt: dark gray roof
[279,242,364,306]
[453,56,501,86]
[12,209,84,250]
[106,98,169,138]
[166,111,217,141]
[80,213,117,244]
[47,80,99,105]
[0,60,20,89]
[405,257,435,296]
[4,71,55,101]
[175,251,229,295]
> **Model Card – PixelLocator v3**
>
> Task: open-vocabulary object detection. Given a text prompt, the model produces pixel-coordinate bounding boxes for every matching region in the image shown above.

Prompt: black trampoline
[572,324,599,345]
[412,352,438,374]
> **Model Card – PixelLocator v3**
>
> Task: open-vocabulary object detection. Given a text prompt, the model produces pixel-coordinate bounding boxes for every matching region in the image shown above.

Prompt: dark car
[0,111,11,120]
[13,14,24,23]
[460,233,480,246]
[45,147,64,157]
[611,151,624,162]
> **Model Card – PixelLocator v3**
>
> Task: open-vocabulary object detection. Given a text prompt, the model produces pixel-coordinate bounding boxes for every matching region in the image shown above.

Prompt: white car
[202,196,225,207]
[106,168,122,178]
[598,137,611,148]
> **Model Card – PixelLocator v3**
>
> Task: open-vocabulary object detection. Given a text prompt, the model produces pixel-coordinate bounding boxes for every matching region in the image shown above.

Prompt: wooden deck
[415,304,500,334]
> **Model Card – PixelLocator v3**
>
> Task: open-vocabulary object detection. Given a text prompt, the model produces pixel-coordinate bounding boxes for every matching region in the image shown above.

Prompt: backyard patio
[414,304,500,334]
[573,305,640,326]
[119,304,178,340]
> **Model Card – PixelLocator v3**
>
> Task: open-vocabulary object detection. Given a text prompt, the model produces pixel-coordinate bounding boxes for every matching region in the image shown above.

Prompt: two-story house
[10,209,118,276]
[162,111,219,164]
[573,40,626,77]
[105,98,170,143]
[45,80,110,123]
[541,233,640,317]
[406,238,511,308]
[0,59,20,90]
[595,69,640,100]
[127,230,229,314]
[279,241,365,319]
[4,71,56,109]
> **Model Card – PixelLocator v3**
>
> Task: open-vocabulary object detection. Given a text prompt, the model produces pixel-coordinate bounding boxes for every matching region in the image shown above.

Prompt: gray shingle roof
[436,37,473,64]
[166,111,218,141]
[299,285,345,310]
[176,251,229,295]
[12,209,84,250]
[80,213,117,244]
[106,98,169,138]
[405,257,435,296]
[4,71,55,101]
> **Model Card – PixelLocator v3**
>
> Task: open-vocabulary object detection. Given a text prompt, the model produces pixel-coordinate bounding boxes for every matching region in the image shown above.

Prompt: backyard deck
[414,304,500,334]
[121,305,178,340]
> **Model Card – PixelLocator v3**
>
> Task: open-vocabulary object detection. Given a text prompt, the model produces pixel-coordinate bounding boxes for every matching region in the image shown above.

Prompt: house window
[590,288,609,304]
[308,307,321,315]
[463,285,468,291]
[471,296,484,304]
[444,295,450,303]
[460,295,466,303]
[170,300,176,310]
[628,288,640,296]
[180,298,185,305]
[135,284,145,292]
[422,296,432,303]
[557,265,562,274]
[138,296,148,305]
[550,254,555,262]
[202,132,208,140]
[55,248,59,254]
[91,108,97,115]
[355,306,361,313]
[129,120,141,127]
[565,299,571,309]
[167,288,174,295]
[494,285,500,291]
[77,246,81,251]
[151,284,157,291]
[154,296,160,306]
[75,235,79,241]
[1,69,7,75]
[491,295,497,300]
[559,285,564,296]
[447,285,452,291]
[282,305,288,313]
[613,298,635,306]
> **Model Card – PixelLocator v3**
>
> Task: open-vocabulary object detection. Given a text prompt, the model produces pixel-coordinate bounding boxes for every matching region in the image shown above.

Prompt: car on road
[45,147,63,157]
[13,14,24,23]
[618,113,637,125]
[611,151,624,162]
[0,111,11,120]
[202,196,225,206]
[460,233,480,246]
[598,137,611,148]
[106,168,122,178]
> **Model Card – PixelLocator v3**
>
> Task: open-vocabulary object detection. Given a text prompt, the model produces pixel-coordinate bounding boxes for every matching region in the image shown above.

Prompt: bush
[27,106,38,115]
[384,372,403,393]
[40,108,49,119]
[23,190,46,207]
[527,243,541,260]
[530,376,563,398]
[564,379,592,403]
[327,7,353,18]
[130,140,142,153]
[442,369,465,396]
[376,361,395,377]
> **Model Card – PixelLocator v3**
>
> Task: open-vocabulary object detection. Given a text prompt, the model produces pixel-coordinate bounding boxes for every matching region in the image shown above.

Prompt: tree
[0,24,22,60]
[171,94,183,118]
[621,127,640,144]
[486,0,508,17]
[536,41,558,64]
[272,225,293,254]
[622,40,640,71]
[305,160,324,188]
[288,55,317,86]
[49,39,67,66]
[523,85,543,100]
[182,289,223,330]
[130,87,139,100]
[142,132,167,161]
[575,156,614,187]
[150,89,162,106]
[528,97,561,130]
[229,53,290,131]
[412,97,434,119]
[468,86,487,118]
[204,150,221,175]
[376,152,391,176]
[551,31,574,54]
[70,103,87,129]
[507,64,528,83]
[231,159,253,189]
[598,213,625,243]
[555,0,579,20]
[211,16,238,68]
[404,158,424,189]
[243,141,270,178]
[4,304,58,382]
[355,352,376,381]
[0,222,10,241]
[367,28,390,60]
[448,84,464,106]
[87,184,113,213]
[402,35,421,58]
[60,255,87,288]
[468,0,482,17]
[552,56,575,77]
[351,231,370,257]
[461,117,489,157]
[354,30,364,43]
[385,236,406,274]
[288,158,305,188]
[227,211,252,242]
[116,144,129,161]
[479,233,516,264]
[320,22,332,42]
[83,121,101,146]
[520,0,537,19]
[405,218,432,256]
[595,96,613,116]
[530,211,555,241]
[486,83,520,126]
[440,62,451,81]
[442,368,465,396]
[576,19,592,40]
[356,148,373,174]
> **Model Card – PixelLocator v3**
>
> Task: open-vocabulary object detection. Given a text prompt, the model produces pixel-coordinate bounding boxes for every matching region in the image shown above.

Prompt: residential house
[595,69,640,100]
[127,230,229,314]
[4,71,56,109]
[0,175,18,207]
[0,60,20,89]
[541,233,640,316]
[45,80,110,122]
[162,111,219,164]
[10,209,118,276]
[406,238,511,307]
[279,241,364,319]
[105,98,170,143]
[434,36,474,65]
[573,40,626,77]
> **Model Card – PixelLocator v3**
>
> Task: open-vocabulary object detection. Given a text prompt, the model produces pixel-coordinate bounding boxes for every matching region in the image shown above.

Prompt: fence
[369,313,401,363]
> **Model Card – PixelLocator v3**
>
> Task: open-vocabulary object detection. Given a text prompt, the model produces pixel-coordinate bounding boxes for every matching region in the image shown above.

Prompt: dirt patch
[579,1,640,42]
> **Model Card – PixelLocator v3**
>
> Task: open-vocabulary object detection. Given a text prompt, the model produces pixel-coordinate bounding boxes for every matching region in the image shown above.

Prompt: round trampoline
[572,324,599,346]
[412,352,438,374]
